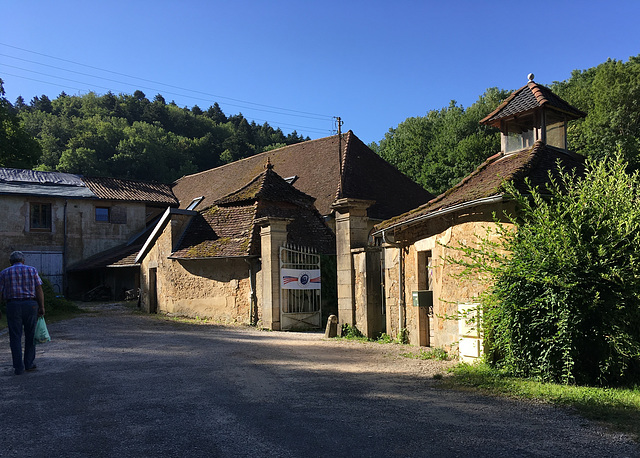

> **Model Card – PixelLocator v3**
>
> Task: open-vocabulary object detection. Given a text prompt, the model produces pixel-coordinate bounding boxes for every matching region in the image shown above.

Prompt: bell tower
[480,74,586,154]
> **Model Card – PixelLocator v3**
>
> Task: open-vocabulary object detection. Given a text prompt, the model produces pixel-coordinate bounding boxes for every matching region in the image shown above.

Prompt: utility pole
[335,116,344,197]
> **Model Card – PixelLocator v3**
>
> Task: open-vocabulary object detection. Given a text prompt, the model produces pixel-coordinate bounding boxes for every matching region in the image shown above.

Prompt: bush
[459,155,640,386]
[341,323,364,339]
[41,278,80,315]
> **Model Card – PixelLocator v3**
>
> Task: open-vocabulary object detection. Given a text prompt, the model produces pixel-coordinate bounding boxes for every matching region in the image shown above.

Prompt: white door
[22,251,64,294]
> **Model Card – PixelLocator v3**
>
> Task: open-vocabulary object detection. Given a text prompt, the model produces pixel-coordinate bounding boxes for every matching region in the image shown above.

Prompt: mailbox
[412,290,433,308]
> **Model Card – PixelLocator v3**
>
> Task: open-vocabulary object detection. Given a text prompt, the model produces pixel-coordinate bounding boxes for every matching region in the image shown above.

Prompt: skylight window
[187,196,204,210]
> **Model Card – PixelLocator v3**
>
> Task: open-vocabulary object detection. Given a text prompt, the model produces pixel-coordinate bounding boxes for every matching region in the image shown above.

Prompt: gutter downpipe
[245,258,258,325]
[381,229,405,335]
[63,200,68,296]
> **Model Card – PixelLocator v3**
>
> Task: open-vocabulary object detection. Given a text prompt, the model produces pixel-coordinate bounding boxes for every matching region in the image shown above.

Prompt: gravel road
[1,303,638,457]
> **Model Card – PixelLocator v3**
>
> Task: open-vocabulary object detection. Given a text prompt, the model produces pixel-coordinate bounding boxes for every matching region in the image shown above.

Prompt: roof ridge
[335,130,351,200]
[528,81,549,106]
[213,168,267,205]
[479,84,526,124]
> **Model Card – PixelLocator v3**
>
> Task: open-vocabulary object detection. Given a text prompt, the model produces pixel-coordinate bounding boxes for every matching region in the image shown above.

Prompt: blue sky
[2,0,639,145]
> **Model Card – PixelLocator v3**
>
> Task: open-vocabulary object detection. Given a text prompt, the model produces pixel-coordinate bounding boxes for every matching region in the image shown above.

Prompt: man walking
[0,251,45,375]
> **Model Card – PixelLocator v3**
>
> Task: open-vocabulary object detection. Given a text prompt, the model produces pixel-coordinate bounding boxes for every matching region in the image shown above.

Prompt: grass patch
[401,347,450,361]
[1,279,85,330]
[441,363,640,442]
[334,326,410,345]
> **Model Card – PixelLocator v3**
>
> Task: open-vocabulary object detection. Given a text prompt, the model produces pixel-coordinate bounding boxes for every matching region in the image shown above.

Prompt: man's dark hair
[9,251,25,265]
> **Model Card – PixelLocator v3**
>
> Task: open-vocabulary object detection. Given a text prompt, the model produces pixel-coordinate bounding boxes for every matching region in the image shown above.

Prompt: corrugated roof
[82,176,178,206]
[172,131,432,221]
[0,182,97,198]
[374,142,585,232]
[0,167,97,198]
[0,168,85,186]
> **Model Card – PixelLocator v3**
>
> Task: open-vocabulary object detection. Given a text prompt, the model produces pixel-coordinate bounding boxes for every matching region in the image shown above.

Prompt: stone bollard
[324,314,338,338]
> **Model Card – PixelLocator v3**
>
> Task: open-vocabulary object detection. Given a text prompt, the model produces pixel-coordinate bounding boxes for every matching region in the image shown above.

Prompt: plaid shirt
[0,263,43,301]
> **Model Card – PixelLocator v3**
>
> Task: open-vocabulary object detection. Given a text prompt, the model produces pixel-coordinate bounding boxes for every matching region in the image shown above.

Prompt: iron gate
[279,243,321,330]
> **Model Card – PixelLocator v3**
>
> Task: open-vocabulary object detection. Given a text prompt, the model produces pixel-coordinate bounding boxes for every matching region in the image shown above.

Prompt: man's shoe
[14,370,23,375]
[25,365,37,372]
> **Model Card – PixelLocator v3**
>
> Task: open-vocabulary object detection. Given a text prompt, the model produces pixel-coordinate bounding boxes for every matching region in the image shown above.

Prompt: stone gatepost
[257,216,292,331]
[331,198,374,328]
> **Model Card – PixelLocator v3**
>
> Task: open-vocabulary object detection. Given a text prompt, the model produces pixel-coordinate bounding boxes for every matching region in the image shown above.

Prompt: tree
[205,102,227,124]
[0,79,41,168]
[9,87,308,180]
[552,55,640,169]
[376,88,508,195]
[460,155,640,386]
[57,147,101,176]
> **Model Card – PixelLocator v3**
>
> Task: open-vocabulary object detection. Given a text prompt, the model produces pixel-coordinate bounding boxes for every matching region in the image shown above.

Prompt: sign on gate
[280,244,322,330]
[280,268,321,290]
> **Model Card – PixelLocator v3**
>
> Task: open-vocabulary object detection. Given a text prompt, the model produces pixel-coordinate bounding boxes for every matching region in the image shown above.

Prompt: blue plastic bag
[34,316,51,344]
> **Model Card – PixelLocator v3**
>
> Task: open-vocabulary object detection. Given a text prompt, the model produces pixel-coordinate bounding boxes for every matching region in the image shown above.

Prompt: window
[30,203,52,231]
[186,196,204,211]
[504,115,536,153]
[545,110,566,149]
[95,207,110,222]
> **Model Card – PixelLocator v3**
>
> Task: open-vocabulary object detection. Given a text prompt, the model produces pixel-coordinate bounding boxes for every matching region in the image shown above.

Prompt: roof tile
[375,142,585,232]
[82,176,178,206]
[480,81,586,127]
[171,167,335,259]
[172,131,432,220]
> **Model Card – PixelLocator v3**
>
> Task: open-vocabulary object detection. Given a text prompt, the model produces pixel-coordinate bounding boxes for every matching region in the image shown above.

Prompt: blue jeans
[6,299,38,374]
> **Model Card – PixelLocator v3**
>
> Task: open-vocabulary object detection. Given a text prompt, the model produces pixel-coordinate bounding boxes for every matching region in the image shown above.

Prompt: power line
[0,43,333,119]
[1,71,333,136]
[1,61,332,123]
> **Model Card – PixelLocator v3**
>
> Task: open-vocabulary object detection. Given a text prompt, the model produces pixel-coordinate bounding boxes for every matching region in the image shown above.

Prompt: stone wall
[0,195,146,267]
[382,203,514,351]
[65,199,147,266]
[353,248,384,338]
[140,214,259,325]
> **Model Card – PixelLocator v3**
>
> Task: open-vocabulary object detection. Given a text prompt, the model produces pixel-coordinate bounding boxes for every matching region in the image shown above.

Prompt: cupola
[480,74,586,154]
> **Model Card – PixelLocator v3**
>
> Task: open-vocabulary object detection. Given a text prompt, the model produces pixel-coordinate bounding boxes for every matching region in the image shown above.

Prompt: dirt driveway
[1,303,638,457]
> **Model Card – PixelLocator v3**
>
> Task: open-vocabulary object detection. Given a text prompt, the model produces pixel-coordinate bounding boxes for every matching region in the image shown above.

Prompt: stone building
[136,163,335,329]
[366,76,586,358]
[137,131,432,329]
[0,168,177,297]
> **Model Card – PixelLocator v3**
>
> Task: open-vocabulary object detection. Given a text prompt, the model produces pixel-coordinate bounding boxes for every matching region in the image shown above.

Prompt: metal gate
[280,243,321,330]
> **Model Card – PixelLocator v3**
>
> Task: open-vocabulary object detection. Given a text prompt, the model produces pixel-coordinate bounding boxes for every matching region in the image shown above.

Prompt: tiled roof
[172,131,432,221]
[67,242,143,271]
[374,142,585,232]
[67,220,160,271]
[171,167,335,259]
[82,176,179,206]
[171,204,259,258]
[215,163,315,207]
[480,81,586,127]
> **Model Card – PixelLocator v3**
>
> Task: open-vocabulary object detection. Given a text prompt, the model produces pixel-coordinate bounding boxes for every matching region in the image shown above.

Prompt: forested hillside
[373,55,640,196]
[2,55,639,190]
[1,87,307,183]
